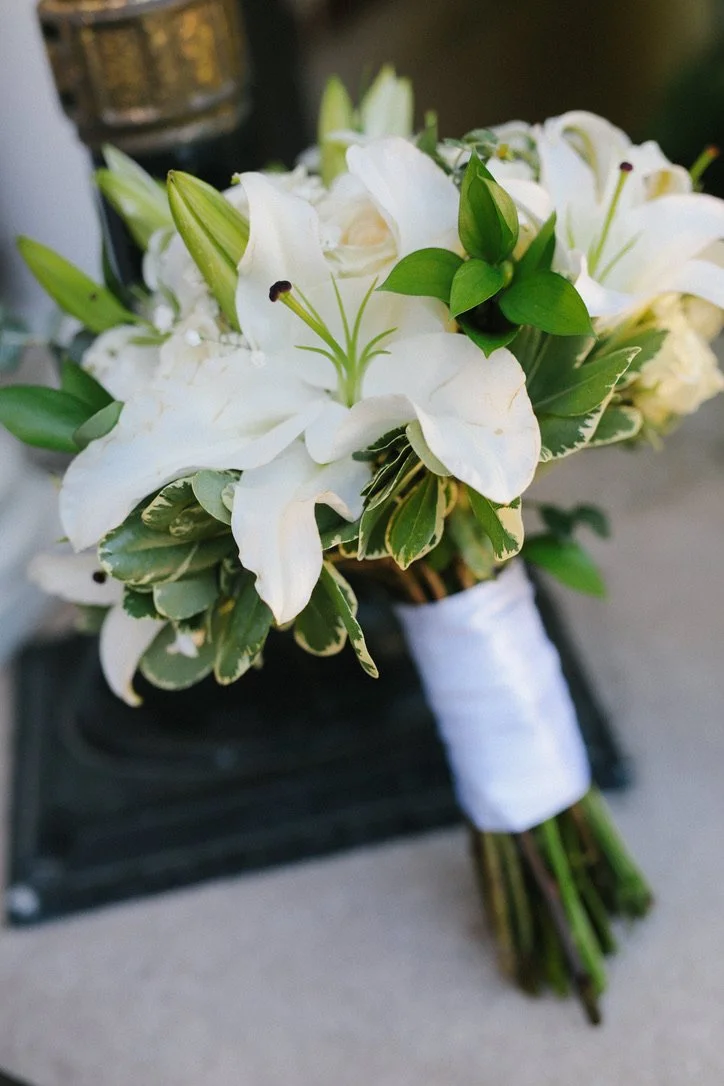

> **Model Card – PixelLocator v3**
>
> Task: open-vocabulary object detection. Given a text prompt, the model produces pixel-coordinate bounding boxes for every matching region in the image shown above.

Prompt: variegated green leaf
[294,576,348,657]
[213,571,273,685]
[140,624,216,690]
[467,489,524,560]
[319,563,378,678]
[153,570,219,620]
[386,473,447,570]
[191,470,237,525]
[588,405,643,447]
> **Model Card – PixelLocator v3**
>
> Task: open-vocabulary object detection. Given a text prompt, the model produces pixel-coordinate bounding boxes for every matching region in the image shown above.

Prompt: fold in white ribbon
[395,561,591,832]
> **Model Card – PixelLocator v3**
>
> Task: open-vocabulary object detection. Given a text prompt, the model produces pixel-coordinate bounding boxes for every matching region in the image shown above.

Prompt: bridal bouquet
[2,68,723,1023]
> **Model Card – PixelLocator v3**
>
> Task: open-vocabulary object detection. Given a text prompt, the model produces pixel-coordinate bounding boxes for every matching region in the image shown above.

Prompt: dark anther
[92,571,107,584]
[619,161,633,173]
[269,280,292,302]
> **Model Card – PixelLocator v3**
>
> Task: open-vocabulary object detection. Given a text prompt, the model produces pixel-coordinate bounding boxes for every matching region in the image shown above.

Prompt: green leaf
[538,503,609,541]
[533,347,637,417]
[357,499,396,560]
[365,448,421,511]
[213,571,273,685]
[459,154,519,263]
[590,328,667,383]
[353,426,407,460]
[17,237,139,333]
[447,507,495,579]
[0,384,90,453]
[60,359,114,413]
[141,478,194,530]
[572,505,610,539]
[449,258,507,318]
[588,404,643,446]
[294,576,348,657]
[167,505,228,543]
[153,570,219,620]
[100,509,234,586]
[140,624,216,690]
[96,145,172,251]
[73,400,123,449]
[317,510,361,550]
[467,489,524,560]
[319,563,378,678]
[378,247,463,304]
[459,317,517,356]
[191,470,237,525]
[523,535,606,597]
[538,406,607,461]
[405,420,450,475]
[386,473,446,569]
[514,213,557,279]
[167,171,248,330]
[318,75,355,186]
[499,270,593,336]
[123,587,160,620]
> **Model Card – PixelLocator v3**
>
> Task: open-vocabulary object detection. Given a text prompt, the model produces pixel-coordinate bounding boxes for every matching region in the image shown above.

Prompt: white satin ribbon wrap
[395,561,591,832]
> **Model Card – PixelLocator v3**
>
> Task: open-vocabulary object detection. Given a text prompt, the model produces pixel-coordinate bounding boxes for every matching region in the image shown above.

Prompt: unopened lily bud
[318,75,355,187]
[167,171,249,331]
[359,65,414,140]
[96,145,173,251]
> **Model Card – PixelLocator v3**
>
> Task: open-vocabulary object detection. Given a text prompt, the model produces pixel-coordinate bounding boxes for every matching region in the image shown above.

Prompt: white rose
[316,173,397,277]
[633,295,724,426]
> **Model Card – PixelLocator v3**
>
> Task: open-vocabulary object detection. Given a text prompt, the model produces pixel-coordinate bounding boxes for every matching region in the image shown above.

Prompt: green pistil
[690,145,720,188]
[588,161,633,277]
[269,276,394,407]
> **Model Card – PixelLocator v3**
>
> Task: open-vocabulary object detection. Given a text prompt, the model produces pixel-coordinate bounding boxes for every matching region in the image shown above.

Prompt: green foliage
[17,237,140,333]
[212,570,273,684]
[378,248,463,303]
[294,574,349,657]
[318,563,378,677]
[405,420,449,475]
[515,213,557,279]
[539,503,610,540]
[0,306,30,373]
[318,75,355,186]
[467,489,524,560]
[532,347,637,416]
[524,536,606,597]
[153,570,220,620]
[459,154,519,264]
[99,508,234,587]
[447,507,496,579]
[386,472,447,569]
[96,145,173,250]
[123,588,160,620]
[499,270,593,336]
[449,258,507,318]
[191,470,237,525]
[73,400,123,449]
[140,625,216,690]
[588,405,643,446]
[167,171,248,330]
[0,384,92,453]
[60,360,114,413]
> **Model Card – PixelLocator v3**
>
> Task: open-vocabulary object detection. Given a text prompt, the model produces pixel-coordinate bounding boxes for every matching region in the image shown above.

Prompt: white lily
[527,111,724,319]
[28,550,164,706]
[232,139,540,621]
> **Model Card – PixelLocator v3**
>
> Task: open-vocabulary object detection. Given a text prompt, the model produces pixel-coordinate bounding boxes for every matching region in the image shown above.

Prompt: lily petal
[82,325,160,401]
[346,137,460,258]
[663,258,724,308]
[100,606,165,707]
[231,442,369,624]
[28,550,123,606]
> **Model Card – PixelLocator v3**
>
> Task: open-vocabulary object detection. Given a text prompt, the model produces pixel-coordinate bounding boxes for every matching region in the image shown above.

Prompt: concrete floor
[0,392,723,1085]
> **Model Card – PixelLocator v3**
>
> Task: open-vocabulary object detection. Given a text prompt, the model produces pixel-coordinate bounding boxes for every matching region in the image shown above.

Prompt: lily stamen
[588,161,633,277]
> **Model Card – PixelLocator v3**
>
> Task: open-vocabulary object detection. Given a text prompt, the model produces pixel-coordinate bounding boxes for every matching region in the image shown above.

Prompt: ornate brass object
[37,0,250,153]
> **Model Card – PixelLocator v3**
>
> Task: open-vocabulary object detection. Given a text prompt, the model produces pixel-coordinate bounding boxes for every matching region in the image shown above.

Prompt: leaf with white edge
[378,248,463,304]
[153,570,219,620]
[523,535,606,597]
[320,518,361,550]
[100,510,234,586]
[294,577,348,657]
[213,571,273,685]
[140,624,215,690]
[467,489,524,560]
[17,237,140,333]
[357,499,395,560]
[192,470,237,525]
[386,473,446,570]
[533,348,637,417]
[366,449,422,511]
[447,507,495,579]
[499,270,593,336]
[60,359,114,413]
[142,478,194,530]
[353,426,407,460]
[459,154,519,264]
[73,400,123,449]
[588,404,643,446]
[591,328,668,386]
[167,505,228,543]
[0,385,90,453]
[538,404,607,462]
[319,563,378,678]
[514,213,557,279]
[449,258,507,318]
[123,588,160,620]
[524,333,593,401]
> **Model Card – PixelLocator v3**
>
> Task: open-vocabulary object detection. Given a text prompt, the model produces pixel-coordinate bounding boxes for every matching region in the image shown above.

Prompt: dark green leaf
[572,505,610,539]
[357,499,395,560]
[0,384,90,453]
[123,587,160,620]
[100,509,234,586]
[294,576,348,657]
[449,259,507,318]
[378,247,463,304]
[73,400,123,449]
[588,405,643,446]
[213,571,273,685]
[459,154,519,263]
[533,347,637,417]
[499,270,593,336]
[514,213,557,279]
[353,426,407,461]
[523,535,606,597]
[60,359,114,413]
[460,317,517,356]
[467,489,524,559]
[386,473,446,569]
[17,237,139,333]
[153,570,219,620]
[140,624,216,690]
[538,406,607,461]
[319,563,378,678]
[366,449,421,511]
